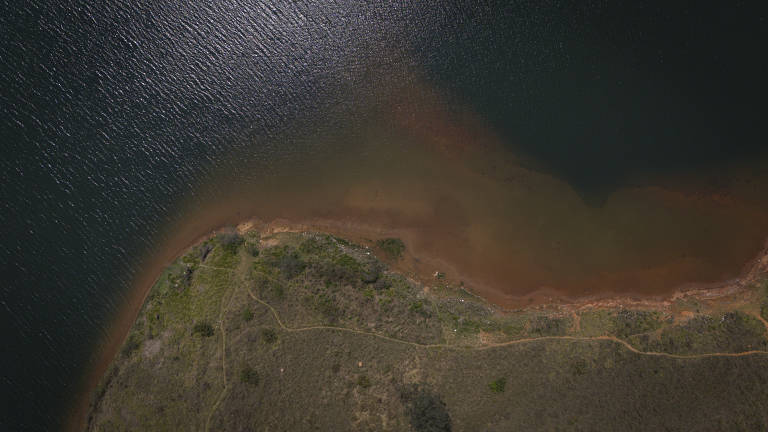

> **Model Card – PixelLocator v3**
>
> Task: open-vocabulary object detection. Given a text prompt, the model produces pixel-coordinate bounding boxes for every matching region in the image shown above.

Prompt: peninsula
[85,227,768,430]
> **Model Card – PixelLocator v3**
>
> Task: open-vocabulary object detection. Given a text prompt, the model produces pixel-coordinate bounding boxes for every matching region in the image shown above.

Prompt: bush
[529,315,569,336]
[373,277,391,291]
[245,242,259,257]
[262,246,306,279]
[241,307,254,322]
[377,238,405,259]
[615,309,662,338]
[216,231,244,254]
[193,321,215,337]
[357,375,371,388]
[401,385,452,432]
[360,261,382,284]
[309,257,360,286]
[199,242,214,261]
[363,287,375,299]
[489,377,506,393]
[240,366,259,385]
[261,327,278,344]
[315,293,341,321]
[121,333,142,358]
[298,238,323,255]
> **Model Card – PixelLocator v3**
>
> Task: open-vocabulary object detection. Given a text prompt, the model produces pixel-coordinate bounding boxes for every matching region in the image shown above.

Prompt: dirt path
[204,258,249,432]
[247,284,768,359]
[235,266,768,360]
[197,261,768,431]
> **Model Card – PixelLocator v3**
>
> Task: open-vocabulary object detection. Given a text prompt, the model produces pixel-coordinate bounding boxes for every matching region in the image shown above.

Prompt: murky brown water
[160,81,768,306]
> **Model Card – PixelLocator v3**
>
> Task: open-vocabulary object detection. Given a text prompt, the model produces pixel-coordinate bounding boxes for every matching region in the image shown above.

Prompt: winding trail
[202,262,245,432]
[238,266,768,359]
[244,286,768,359]
[198,261,768,428]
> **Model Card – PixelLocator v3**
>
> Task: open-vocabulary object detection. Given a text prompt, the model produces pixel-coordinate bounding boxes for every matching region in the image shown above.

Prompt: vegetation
[120,333,141,358]
[193,321,214,337]
[239,366,259,386]
[241,307,253,322]
[376,237,405,259]
[401,385,452,432]
[87,230,768,431]
[216,231,244,255]
[261,327,277,344]
[488,377,506,393]
[245,242,259,257]
[356,375,371,389]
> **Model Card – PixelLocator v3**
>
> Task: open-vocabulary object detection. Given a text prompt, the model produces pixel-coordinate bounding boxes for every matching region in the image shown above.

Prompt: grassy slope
[87,231,768,431]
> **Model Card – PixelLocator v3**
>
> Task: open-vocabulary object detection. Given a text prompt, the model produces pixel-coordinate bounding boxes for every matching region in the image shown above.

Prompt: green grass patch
[488,377,506,393]
[192,321,214,337]
[216,231,244,254]
[578,309,615,337]
[357,375,371,389]
[376,238,405,259]
[261,327,278,344]
[239,366,260,385]
[121,332,142,358]
[614,309,663,338]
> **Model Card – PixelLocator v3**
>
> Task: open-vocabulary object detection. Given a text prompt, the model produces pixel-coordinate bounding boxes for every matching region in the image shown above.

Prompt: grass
[376,238,405,259]
[488,377,506,393]
[241,307,253,322]
[87,230,768,432]
[356,375,371,389]
[193,321,215,337]
[216,231,244,255]
[261,328,278,344]
[239,366,259,386]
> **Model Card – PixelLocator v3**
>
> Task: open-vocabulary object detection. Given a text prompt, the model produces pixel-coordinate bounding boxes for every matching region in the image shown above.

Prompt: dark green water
[2,2,768,430]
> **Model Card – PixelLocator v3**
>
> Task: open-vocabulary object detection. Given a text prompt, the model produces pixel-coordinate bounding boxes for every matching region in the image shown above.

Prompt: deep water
[1,1,767,430]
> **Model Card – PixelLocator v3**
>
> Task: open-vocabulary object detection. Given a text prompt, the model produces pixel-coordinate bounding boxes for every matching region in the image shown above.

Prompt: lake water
[2,1,768,430]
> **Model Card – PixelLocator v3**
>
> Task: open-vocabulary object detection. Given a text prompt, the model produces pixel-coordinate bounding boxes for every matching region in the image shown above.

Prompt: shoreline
[66,216,768,432]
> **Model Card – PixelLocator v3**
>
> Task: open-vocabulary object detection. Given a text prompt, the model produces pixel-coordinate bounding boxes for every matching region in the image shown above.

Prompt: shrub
[489,377,506,393]
[263,247,305,279]
[373,277,391,291]
[245,242,259,257]
[400,385,452,432]
[240,366,259,385]
[298,238,323,255]
[336,254,361,271]
[357,375,371,389]
[572,359,588,376]
[315,293,340,321]
[242,307,254,322]
[309,257,359,286]
[121,333,142,358]
[360,261,382,284]
[199,242,214,261]
[216,231,244,254]
[193,321,215,337]
[529,315,569,336]
[377,238,405,259]
[363,287,375,299]
[261,327,278,344]
[614,309,662,338]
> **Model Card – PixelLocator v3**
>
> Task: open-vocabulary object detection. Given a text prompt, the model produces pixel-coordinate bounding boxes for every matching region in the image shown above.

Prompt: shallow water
[2,1,768,430]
